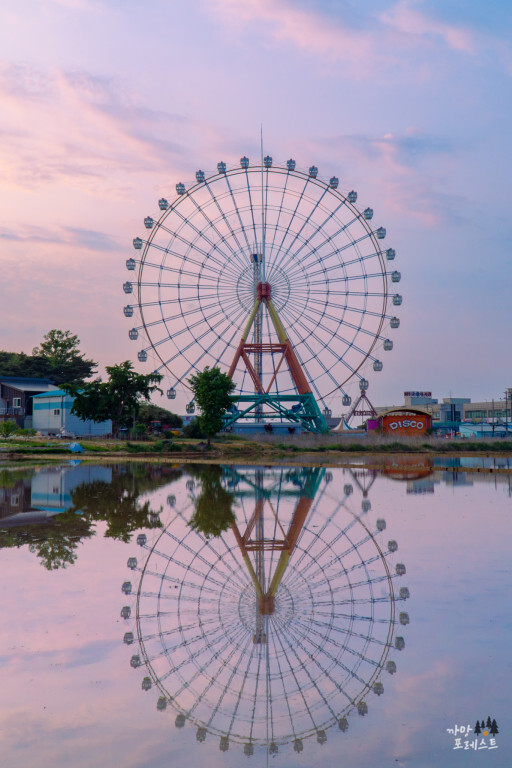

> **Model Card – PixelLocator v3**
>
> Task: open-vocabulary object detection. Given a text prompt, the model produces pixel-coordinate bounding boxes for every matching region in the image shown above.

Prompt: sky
[1,0,511,412]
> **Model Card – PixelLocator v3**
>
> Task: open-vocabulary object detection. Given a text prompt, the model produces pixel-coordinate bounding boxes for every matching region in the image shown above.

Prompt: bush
[16,428,36,437]
[0,420,18,438]
[182,419,206,439]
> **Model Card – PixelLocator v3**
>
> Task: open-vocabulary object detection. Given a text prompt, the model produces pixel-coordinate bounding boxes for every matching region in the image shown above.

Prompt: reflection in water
[0,463,180,568]
[122,466,409,755]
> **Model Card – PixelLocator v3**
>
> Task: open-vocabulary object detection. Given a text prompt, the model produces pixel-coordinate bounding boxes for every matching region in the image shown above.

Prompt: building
[0,377,58,427]
[376,389,512,435]
[377,406,432,436]
[32,390,112,436]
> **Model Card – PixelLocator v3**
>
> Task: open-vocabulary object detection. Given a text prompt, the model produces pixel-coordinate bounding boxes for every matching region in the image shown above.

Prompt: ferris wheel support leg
[223,394,329,434]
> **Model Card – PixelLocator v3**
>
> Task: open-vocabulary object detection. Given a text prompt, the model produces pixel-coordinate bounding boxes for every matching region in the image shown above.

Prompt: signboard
[380,410,432,436]
[404,391,432,397]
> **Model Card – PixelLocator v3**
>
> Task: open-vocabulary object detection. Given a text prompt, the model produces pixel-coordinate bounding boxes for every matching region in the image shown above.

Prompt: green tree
[187,465,236,538]
[188,366,235,446]
[32,329,97,386]
[137,402,182,429]
[65,361,162,436]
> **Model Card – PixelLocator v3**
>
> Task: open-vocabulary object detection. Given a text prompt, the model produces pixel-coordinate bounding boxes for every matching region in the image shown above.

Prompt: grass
[1,433,512,462]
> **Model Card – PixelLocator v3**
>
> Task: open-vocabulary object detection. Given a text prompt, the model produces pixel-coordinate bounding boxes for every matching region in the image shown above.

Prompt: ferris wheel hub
[257,281,272,300]
[259,594,275,615]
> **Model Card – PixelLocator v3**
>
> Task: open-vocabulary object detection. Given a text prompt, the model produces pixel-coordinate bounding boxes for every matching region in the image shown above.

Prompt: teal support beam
[224,393,329,434]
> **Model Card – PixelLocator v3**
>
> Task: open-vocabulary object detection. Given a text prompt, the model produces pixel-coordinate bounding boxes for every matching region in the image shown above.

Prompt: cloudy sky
[1,0,511,410]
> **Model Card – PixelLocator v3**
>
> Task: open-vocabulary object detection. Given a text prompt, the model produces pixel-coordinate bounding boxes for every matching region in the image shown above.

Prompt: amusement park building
[375,390,512,433]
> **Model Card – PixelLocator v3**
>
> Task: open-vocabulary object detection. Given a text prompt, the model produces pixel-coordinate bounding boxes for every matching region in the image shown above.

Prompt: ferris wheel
[120,467,410,754]
[123,157,402,430]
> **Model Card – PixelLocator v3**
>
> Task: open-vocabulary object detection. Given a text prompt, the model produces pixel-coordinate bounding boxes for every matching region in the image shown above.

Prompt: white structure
[32,390,112,436]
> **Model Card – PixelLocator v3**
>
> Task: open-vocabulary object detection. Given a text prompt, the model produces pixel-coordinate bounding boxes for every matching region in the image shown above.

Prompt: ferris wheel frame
[124,157,402,423]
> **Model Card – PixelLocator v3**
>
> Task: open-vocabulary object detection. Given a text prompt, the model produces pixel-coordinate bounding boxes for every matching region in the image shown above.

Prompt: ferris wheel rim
[129,161,396,400]
[131,497,399,746]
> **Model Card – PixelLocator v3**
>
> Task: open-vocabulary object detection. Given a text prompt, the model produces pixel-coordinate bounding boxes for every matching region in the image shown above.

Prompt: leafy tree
[188,366,235,446]
[187,465,236,538]
[137,402,182,429]
[65,361,162,436]
[32,329,97,386]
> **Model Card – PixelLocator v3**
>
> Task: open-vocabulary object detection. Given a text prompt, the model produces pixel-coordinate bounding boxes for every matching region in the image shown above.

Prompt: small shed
[32,390,112,437]
[378,407,432,436]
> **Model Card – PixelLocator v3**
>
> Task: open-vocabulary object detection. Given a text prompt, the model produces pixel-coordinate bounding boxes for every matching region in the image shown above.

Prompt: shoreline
[1,439,512,473]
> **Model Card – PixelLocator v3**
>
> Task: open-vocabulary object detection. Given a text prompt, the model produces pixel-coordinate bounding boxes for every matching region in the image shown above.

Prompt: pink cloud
[210,0,487,74]
[210,0,388,73]
[381,1,476,53]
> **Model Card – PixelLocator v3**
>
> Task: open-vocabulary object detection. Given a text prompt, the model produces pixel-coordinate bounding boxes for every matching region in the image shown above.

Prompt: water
[0,460,510,767]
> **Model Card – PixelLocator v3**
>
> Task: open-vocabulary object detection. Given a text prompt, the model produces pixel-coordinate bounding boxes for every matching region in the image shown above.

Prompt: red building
[378,407,432,436]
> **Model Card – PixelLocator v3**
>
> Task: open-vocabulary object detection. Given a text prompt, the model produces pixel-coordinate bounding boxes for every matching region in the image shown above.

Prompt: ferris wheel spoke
[202,635,256,732]
[268,192,340,281]
[202,181,252,270]
[178,628,253,721]
[282,194,349,270]
[152,298,246,359]
[285,617,372,692]
[286,314,358,385]
[266,627,299,738]
[143,238,224,276]
[271,174,312,267]
[293,610,390,657]
[274,211,362,278]
[265,169,292,264]
[177,308,249,385]
[225,641,263,736]
[295,299,384,345]
[169,198,247,274]
[243,168,261,254]
[283,245,383,288]
[301,295,386,325]
[270,622,322,732]
[268,185,330,281]
[136,297,234,333]
[272,620,342,717]
[224,174,254,255]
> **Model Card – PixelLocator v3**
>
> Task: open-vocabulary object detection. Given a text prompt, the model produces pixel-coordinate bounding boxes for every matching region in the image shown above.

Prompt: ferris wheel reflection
[120,465,410,756]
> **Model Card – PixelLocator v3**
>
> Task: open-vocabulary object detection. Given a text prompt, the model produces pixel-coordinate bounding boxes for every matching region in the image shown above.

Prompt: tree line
[1,329,235,441]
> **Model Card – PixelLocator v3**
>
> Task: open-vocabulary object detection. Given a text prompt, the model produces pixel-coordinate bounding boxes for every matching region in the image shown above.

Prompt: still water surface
[0,460,510,767]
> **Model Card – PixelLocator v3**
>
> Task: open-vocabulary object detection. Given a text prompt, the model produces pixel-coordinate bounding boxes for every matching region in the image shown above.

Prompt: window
[10,494,20,506]
[12,397,21,407]
[54,409,60,415]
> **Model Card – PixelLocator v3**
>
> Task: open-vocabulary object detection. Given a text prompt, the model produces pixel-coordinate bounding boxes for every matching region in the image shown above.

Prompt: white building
[32,390,112,436]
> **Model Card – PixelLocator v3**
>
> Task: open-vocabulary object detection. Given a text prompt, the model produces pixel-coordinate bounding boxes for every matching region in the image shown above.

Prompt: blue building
[32,390,112,437]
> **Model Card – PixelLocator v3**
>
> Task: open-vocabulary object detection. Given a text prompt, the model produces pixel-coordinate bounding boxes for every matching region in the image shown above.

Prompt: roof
[32,389,71,399]
[0,378,58,393]
[378,406,433,418]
